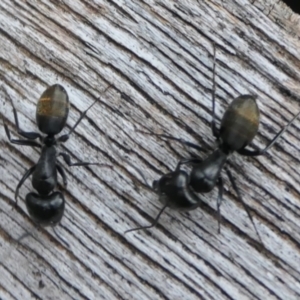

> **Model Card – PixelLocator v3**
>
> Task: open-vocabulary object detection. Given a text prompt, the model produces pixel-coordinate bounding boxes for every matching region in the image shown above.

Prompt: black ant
[3,84,111,232]
[125,46,300,243]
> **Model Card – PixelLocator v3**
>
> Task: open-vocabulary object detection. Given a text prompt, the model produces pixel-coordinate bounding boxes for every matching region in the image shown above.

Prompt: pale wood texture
[1,0,300,299]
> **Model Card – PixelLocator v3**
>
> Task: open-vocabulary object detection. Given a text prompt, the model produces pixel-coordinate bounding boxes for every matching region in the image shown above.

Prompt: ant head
[25,192,65,227]
[152,170,188,196]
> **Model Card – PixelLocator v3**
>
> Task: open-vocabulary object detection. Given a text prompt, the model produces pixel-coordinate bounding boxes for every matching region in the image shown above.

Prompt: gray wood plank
[1,0,300,299]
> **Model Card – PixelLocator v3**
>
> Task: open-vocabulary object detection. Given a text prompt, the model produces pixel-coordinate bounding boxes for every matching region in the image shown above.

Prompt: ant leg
[225,168,264,245]
[104,133,152,190]
[136,130,203,152]
[211,43,220,139]
[3,123,41,147]
[58,152,112,168]
[57,85,112,143]
[10,103,41,140]
[216,177,224,234]
[238,109,300,156]
[56,164,67,187]
[4,91,42,140]
[15,166,36,206]
[124,203,168,234]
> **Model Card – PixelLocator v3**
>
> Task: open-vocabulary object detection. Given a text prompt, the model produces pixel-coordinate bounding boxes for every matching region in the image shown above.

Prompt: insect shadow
[125,46,300,244]
[3,84,112,245]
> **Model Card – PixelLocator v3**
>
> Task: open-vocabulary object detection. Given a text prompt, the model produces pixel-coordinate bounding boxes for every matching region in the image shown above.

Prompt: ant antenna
[124,203,168,234]
[52,226,70,247]
[16,231,32,243]
[16,225,70,247]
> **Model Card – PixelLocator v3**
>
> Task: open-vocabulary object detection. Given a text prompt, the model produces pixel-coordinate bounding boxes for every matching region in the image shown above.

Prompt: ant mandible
[3,84,111,229]
[126,46,300,243]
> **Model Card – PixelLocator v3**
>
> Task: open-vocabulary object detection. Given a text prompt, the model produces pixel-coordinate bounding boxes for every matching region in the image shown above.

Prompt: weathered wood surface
[1,0,300,299]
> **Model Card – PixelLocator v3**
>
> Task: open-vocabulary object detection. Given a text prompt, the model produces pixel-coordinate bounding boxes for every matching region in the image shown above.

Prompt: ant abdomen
[220,95,260,152]
[36,84,69,136]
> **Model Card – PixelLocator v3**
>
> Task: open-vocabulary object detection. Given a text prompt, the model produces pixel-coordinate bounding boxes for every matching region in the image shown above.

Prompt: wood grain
[1,0,300,299]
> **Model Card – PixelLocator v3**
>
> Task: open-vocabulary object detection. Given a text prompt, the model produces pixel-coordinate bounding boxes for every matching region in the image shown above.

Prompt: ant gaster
[4,84,111,229]
[126,46,300,242]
